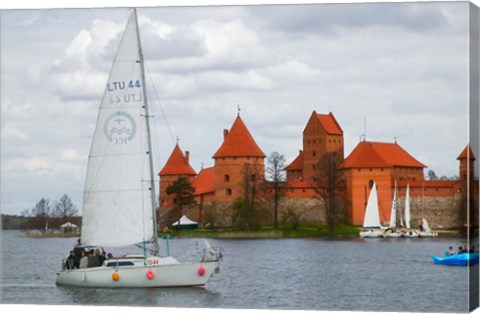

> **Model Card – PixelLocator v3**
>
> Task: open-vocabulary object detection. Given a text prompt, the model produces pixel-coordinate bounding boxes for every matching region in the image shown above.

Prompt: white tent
[60,222,78,228]
[172,215,198,229]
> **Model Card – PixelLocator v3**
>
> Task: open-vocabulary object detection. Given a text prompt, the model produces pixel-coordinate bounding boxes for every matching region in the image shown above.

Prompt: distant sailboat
[385,181,401,238]
[359,182,385,238]
[401,184,418,238]
[56,9,221,288]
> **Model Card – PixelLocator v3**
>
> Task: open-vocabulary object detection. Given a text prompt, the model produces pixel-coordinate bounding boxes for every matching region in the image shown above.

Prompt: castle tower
[457,144,476,182]
[158,144,197,209]
[302,111,344,181]
[212,115,266,202]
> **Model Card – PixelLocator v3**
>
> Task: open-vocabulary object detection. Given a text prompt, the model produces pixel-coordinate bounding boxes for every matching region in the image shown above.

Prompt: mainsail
[81,11,155,247]
[389,181,397,228]
[363,182,381,228]
[405,184,411,229]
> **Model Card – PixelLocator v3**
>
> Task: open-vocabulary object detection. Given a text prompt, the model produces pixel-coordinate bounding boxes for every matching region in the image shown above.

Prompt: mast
[133,8,159,255]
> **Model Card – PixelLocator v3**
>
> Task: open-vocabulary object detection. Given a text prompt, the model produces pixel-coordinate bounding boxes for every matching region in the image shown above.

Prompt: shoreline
[8,228,462,239]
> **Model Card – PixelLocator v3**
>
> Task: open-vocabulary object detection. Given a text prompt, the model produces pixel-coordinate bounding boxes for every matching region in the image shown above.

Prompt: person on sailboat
[64,251,75,269]
[79,251,88,269]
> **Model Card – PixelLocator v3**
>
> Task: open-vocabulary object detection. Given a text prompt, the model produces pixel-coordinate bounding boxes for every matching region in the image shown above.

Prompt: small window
[313,150,316,157]
[226,188,232,195]
[224,174,230,182]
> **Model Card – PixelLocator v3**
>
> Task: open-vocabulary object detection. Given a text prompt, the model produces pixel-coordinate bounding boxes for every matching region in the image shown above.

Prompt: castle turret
[158,144,197,209]
[457,144,476,182]
[302,111,344,181]
[212,115,266,201]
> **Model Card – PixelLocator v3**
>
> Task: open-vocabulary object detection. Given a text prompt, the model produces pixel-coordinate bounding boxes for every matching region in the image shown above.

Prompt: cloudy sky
[1,1,477,215]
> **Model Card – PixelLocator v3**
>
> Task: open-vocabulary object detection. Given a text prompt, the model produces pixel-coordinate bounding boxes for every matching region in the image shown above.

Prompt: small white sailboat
[400,184,418,238]
[385,181,401,238]
[359,182,385,238]
[419,217,437,237]
[56,9,220,288]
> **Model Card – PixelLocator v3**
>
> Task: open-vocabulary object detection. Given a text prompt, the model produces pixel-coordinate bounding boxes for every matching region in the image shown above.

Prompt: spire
[212,115,266,159]
[158,144,197,176]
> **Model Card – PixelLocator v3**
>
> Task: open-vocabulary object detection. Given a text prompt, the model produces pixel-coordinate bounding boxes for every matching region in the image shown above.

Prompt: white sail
[363,182,381,228]
[389,182,397,228]
[405,184,411,229]
[81,11,154,247]
[422,218,431,233]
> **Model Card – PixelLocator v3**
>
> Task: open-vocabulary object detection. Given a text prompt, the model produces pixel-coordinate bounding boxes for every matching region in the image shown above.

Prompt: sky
[1,1,478,215]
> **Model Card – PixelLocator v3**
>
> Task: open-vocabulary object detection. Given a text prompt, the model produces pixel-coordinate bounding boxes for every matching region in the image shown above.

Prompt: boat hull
[432,253,479,266]
[56,260,220,288]
[359,229,384,238]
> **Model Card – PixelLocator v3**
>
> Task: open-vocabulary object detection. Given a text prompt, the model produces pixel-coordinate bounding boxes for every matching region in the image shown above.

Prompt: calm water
[0,230,477,312]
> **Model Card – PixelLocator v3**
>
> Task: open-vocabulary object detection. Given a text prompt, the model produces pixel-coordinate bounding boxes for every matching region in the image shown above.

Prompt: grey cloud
[248,2,456,35]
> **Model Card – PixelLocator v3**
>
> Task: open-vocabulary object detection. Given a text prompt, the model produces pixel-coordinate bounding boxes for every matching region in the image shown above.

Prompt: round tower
[212,115,266,202]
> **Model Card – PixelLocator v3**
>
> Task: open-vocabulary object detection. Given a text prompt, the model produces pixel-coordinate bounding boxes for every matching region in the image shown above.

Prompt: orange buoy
[146,269,154,280]
[198,265,205,276]
[112,271,120,281]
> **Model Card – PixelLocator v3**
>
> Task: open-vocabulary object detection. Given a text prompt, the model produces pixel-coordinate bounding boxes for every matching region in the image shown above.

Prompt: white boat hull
[419,231,437,238]
[56,259,219,288]
[360,229,385,238]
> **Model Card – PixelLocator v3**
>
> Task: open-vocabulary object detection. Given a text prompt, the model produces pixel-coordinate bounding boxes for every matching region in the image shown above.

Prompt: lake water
[0,230,477,312]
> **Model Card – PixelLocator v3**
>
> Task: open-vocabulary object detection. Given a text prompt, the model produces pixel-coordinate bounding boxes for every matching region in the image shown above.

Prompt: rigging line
[145,64,176,146]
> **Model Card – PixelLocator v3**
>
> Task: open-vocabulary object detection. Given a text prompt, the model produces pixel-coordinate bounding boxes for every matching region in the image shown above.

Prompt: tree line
[2,194,80,231]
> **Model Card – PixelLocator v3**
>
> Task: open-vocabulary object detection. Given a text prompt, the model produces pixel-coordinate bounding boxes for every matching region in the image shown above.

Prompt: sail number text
[107,80,141,91]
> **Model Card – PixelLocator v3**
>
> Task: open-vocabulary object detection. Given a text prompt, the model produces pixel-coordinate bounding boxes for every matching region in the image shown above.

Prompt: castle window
[226,188,232,195]
[251,174,256,181]
[368,180,374,189]
[313,150,316,157]
[224,174,230,182]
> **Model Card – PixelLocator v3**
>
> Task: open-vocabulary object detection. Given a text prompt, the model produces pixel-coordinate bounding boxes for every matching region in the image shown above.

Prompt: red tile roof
[457,145,476,161]
[285,151,304,170]
[212,116,266,159]
[314,112,343,135]
[192,167,215,195]
[158,144,197,176]
[342,141,426,169]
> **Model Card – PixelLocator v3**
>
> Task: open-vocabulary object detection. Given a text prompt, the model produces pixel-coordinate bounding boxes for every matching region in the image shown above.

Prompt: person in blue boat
[447,246,455,256]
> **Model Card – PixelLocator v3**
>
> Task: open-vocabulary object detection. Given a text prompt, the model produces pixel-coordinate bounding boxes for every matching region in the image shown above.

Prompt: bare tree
[314,152,346,238]
[30,198,52,233]
[266,152,286,228]
[232,163,269,230]
[54,194,78,219]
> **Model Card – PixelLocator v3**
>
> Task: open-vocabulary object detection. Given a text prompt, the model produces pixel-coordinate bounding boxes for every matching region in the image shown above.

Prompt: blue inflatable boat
[432,252,479,266]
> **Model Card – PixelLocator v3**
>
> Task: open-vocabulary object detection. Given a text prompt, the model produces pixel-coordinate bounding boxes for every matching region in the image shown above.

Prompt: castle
[158,111,478,229]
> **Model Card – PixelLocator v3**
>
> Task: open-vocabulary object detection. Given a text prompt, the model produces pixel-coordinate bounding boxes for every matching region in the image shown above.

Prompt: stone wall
[394,194,463,229]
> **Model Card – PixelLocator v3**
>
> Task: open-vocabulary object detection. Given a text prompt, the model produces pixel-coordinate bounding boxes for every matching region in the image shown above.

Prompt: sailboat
[385,181,402,238]
[401,183,418,238]
[359,182,385,238]
[56,9,220,288]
